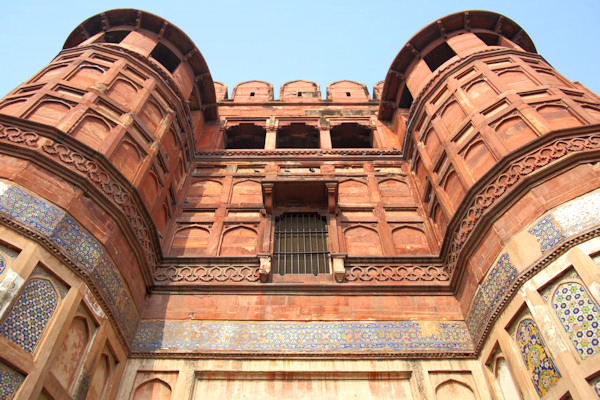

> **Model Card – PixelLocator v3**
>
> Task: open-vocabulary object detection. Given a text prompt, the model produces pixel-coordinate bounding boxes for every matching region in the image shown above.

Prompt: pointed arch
[392,226,430,254]
[442,170,464,211]
[379,178,411,202]
[188,180,222,204]
[140,171,160,209]
[107,77,139,107]
[27,100,71,126]
[537,104,581,129]
[69,64,105,87]
[71,115,112,151]
[133,378,172,400]
[462,138,495,180]
[495,115,537,151]
[219,226,258,256]
[344,226,383,256]
[440,100,465,134]
[51,313,92,390]
[231,179,262,204]
[338,179,370,203]
[435,379,476,400]
[111,139,143,181]
[171,226,210,256]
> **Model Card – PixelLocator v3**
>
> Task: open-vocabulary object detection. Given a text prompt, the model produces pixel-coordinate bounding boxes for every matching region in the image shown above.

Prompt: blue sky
[1,1,599,99]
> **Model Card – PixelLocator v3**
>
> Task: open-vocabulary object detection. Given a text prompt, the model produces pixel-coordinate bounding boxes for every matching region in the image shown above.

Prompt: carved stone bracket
[262,182,274,214]
[330,253,347,283]
[325,182,338,214]
[258,254,272,283]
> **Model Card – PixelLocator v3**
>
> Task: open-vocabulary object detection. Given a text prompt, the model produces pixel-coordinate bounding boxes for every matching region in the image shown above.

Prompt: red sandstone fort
[0,8,599,400]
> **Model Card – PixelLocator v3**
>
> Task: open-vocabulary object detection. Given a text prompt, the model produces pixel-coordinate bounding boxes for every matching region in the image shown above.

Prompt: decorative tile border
[466,253,517,343]
[132,320,473,355]
[0,182,139,345]
[553,191,600,237]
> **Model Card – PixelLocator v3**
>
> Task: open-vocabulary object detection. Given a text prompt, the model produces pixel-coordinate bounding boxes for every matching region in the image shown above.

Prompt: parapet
[326,81,370,101]
[280,80,321,101]
[231,80,274,102]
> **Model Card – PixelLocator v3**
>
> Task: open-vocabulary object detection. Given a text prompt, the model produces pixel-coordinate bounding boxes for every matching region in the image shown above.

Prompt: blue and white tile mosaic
[466,253,517,343]
[553,191,600,237]
[0,362,24,400]
[0,278,58,353]
[528,215,565,254]
[528,190,600,254]
[0,182,139,344]
[133,320,474,353]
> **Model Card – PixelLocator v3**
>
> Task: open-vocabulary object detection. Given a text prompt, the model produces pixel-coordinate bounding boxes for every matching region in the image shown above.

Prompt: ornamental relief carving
[345,264,449,282]
[154,264,260,283]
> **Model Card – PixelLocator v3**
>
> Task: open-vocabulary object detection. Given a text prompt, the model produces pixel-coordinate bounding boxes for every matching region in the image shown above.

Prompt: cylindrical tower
[0,10,216,399]
[0,9,217,237]
[379,11,600,239]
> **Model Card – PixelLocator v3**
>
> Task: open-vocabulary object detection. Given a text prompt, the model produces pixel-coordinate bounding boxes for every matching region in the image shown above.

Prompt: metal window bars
[273,213,329,276]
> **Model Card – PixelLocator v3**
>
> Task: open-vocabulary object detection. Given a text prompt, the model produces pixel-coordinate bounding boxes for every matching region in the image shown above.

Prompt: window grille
[273,213,329,276]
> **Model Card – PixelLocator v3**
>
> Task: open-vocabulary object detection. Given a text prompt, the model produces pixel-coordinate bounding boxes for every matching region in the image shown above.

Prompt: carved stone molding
[345,264,449,282]
[154,264,260,284]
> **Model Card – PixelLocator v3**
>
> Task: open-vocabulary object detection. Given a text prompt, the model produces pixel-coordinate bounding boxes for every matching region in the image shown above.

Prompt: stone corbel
[258,254,271,283]
[330,253,347,283]
[325,182,338,214]
[262,182,274,214]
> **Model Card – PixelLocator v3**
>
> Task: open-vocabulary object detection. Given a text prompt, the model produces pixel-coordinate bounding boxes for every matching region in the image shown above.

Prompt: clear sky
[1,1,599,99]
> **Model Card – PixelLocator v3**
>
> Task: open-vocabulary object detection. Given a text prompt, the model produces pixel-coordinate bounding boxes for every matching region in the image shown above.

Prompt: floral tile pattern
[133,320,474,354]
[590,375,600,398]
[540,268,580,303]
[551,282,600,359]
[0,362,25,400]
[0,243,18,277]
[515,318,561,397]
